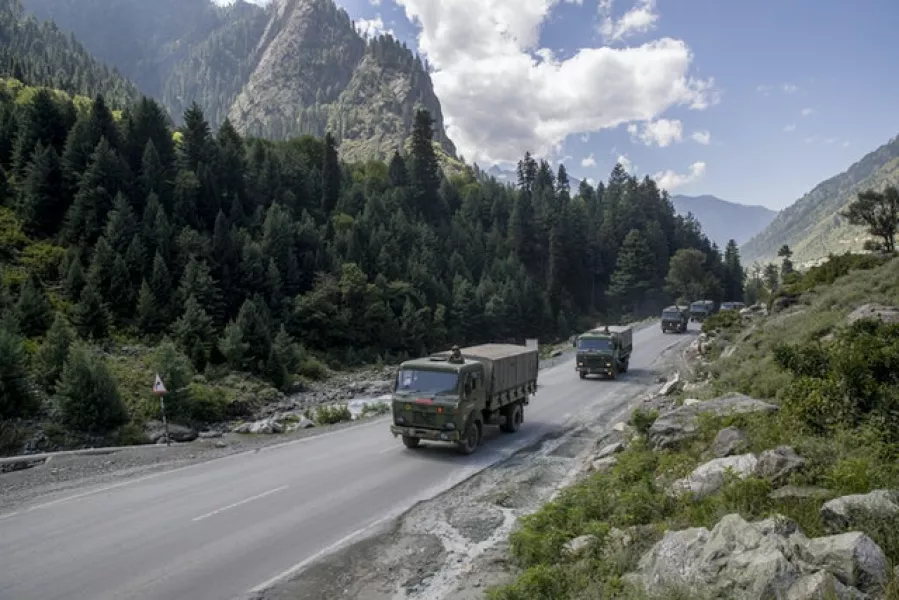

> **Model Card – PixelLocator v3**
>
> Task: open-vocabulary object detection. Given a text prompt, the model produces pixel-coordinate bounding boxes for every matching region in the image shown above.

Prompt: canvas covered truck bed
[434,343,538,396]
[592,325,633,352]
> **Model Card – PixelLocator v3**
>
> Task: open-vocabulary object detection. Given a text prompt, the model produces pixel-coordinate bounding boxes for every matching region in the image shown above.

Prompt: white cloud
[580,133,590,143]
[598,0,660,43]
[653,161,705,191]
[800,107,814,116]
[756,83,799,96]
[355,16,393,38]
[691,130,710,144]
[581,153,597,167]
[782,83,798,93]
[394,0,717,165]
[617,154,636,173]
[370,0,381,5]
[783,124,796,132]
[627,118,683,147]
[842,140,851,147]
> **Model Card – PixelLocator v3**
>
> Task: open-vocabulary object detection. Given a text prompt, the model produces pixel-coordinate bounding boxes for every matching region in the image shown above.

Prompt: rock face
[672,453,759,499]
[647,393,779,449]
[712,426,749,457]
[21,0,456,162]
[629,513,885,599]
[144,421,198,443]
[847,304,899,325]
[755,446,806,484]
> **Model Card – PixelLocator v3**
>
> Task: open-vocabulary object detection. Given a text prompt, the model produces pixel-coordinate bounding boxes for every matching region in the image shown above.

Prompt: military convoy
[661,305,689,333]
[689,300,716,322]
[389,343,539,455]
[575,325,633,380]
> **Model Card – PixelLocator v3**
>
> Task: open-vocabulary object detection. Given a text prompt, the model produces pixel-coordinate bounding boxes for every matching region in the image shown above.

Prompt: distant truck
[661,305,689,333]
[720,301,747,312]
[575,325,633,380]
[689,300,716,322]
[389,343,539,455]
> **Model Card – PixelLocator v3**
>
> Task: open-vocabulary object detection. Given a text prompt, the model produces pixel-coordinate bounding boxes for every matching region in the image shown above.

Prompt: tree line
[0,79,732,434]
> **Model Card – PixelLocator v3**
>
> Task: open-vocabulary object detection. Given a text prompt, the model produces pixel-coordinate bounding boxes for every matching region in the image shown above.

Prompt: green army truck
[689,300,716,322]
[661,305,689,333]
[390,344,539,455]
[575,325,633,380]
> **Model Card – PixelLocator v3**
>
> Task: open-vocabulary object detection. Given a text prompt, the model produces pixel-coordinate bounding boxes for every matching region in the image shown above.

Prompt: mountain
[19,0,456,162]
[741,135,899,266]
[0,0,140,107]
[670,195,777,249]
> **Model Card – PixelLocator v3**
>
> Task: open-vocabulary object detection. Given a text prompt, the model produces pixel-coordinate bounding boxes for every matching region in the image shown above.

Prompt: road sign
[152,373,167,395]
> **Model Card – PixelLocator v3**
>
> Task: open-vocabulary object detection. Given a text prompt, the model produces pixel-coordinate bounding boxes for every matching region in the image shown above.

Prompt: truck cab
[575,325,633,380]
[689,300,715,322]
[661,305,689,333]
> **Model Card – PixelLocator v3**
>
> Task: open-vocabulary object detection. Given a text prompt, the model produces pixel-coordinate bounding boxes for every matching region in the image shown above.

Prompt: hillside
[20,0,456,162]
[670,194,777,248]
[741,134,899,266]
[0,0,139,107]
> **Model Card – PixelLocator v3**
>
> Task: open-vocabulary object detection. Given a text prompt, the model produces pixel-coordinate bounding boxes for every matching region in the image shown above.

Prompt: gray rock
[648,392,779,449]
[672,453,758,499]
[755,446,806,484]
[590,456,618,474]
[820,490,899,532]
[232,418,284,434]
[596,441,624,459]
[799,532,888,593]
[785,571,866,600]
[563,534,596,556]
[847,303,899,325]
[769,486,836,501]
[712,426,748,457]
[630,513,879,600]
[198,431,223,439]
[145,421,198,443]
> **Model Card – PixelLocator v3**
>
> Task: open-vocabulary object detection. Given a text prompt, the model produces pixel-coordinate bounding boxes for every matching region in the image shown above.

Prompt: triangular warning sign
[152,373,167,394]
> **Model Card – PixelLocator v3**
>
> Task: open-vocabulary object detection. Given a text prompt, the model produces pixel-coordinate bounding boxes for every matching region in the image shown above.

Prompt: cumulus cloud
[691,130,710,144]
[800,107,815,116]
[355,16,393,38]
[783,124,796,132]
[627,118,683,147]
[617,154,636,174]
[653,161,705,191]
[598,0,659,43]
[581,153,597,167]
[394,0,718,165]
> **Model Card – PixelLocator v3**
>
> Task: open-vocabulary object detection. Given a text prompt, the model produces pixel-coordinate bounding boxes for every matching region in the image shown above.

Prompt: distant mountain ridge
[670,195,777,249]
[741,134,899,266]
[20,0,456,162]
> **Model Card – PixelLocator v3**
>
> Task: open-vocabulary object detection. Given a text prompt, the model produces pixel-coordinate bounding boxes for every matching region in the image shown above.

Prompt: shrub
[630,408,658,435]
[701,309,742,334]
[314,403,352,425]
[57,343,128,434]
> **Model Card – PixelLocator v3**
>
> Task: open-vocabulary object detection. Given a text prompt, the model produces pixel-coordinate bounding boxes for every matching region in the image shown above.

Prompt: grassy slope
[488,255,899,600]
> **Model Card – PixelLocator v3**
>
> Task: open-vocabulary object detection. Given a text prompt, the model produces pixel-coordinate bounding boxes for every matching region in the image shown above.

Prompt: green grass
[489,254,899,599]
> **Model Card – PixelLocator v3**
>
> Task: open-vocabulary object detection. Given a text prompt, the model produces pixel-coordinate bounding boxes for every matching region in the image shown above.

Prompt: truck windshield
[691,304,707,312]
[396,369,459,395]
[662,311,682,320]
[578,338,611,351]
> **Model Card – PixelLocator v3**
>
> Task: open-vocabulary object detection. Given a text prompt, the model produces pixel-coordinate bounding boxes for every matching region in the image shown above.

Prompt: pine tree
[15,273,53,337]
[607,229,658,316]
[33,312,74,392]
[72,282,109,340]
[321,132,340,216]
[19,142,66,235]
[107,255,134,320]
[267,325,298,391]
[722,239,745,301]
[408,109,442,223]
[0,323,35,419]
[150,251,172,319]
[104,193,139,254]
[63,252,86,301]
[137,279,162,334]
[172,295,213,370]
[56,343,127,433]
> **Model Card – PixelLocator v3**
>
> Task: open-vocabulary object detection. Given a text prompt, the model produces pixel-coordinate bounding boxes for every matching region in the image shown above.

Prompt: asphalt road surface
[0,322,690,600]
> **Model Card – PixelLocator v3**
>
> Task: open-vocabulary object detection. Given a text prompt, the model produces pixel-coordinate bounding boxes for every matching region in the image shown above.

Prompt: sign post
[151,373,170,447]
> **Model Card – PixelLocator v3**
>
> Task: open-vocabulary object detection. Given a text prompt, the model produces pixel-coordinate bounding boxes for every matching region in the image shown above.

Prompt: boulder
[769,486,836,502]
[755,446,806,484]
[820,490,899,532]
[672,453,758,499]
[712,426,749,457]
[144,421,198,443]
[232,418,284,434]
[590,456,618,474]
[595,441,624,459]
[629,513,882,600]
[647,393,779,449]
[563,534,596,557]
[847,304,899,325]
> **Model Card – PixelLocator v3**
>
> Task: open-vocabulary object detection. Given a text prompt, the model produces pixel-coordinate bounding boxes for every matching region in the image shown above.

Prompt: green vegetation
[490,254,899,599]
[0,75,729,452]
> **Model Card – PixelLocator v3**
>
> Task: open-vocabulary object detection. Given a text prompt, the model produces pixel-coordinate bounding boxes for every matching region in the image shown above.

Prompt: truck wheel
[402,435,421,449]
[578,371,586,380]
[456,419,481,455]
[500,403,523,433]
[621,360,629,373]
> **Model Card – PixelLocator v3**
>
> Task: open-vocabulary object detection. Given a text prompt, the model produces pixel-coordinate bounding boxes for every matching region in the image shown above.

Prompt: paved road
[0,323,690,600]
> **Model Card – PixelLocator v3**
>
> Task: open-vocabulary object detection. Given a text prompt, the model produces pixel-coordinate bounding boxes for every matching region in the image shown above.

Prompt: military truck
[689,300,716,322]
[390,344,539,455]
[661,305,689,333]
[575,325,633,380]
[720,301,746,312]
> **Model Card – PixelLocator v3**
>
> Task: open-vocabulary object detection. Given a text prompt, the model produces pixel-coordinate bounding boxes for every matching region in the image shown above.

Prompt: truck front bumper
[390,425,461,442]
[576,364,614,376]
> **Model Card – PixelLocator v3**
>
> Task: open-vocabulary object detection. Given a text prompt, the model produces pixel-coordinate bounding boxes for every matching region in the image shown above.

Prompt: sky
[222,0,899,211]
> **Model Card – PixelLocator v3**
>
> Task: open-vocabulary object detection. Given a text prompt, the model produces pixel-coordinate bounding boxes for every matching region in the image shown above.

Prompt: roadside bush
[701,309,742,334]
[57,343,128,434]
[784,252,885,296]
[773,319,899,437]
[360,402,390,418]
[297,353,328,381]
[630,408,658,435]
[314,403,352,425]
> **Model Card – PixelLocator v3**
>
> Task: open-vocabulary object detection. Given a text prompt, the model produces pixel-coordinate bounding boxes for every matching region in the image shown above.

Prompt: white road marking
[0,511,19,521]
[192,486,288,522]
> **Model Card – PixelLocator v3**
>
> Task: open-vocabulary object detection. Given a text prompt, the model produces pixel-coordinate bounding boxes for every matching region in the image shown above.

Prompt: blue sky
[234,0,899,211]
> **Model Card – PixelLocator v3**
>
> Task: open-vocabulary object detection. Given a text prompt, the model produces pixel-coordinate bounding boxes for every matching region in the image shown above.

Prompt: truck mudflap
[390,425,461,442]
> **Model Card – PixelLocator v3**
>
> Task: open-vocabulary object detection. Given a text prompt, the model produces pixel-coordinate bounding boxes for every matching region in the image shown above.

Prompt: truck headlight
[396,416,405,425]
[444,422,455,430]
